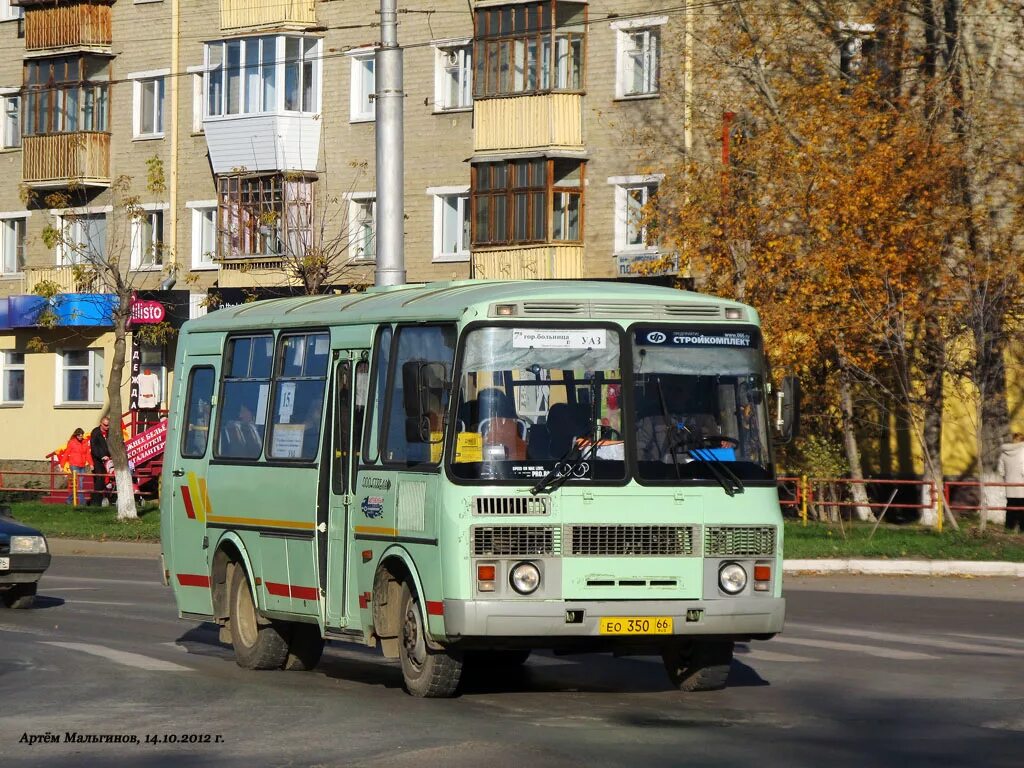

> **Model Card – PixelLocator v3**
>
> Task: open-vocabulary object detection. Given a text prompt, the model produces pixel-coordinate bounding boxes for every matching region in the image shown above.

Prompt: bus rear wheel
[228,565,289,670]
[662,640,734,692]
[398,582,462,698]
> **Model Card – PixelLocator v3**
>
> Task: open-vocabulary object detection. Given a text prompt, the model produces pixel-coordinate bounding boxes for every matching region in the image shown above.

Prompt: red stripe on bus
[358,593,369,609]
[291,585,319,601]
[265,582,319,600]
[265,582,290,597]
[181,486,196,519]
[426,601,444,616]
[176,573,210,588]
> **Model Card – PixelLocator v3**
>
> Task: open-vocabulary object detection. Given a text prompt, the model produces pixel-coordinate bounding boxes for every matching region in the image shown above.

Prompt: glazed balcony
[220,0,315,30]
[22,132,110,187]
[21,1,113,51]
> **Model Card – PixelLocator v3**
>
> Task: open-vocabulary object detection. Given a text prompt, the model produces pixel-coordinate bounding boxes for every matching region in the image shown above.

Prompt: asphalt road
[1,557,1022,768]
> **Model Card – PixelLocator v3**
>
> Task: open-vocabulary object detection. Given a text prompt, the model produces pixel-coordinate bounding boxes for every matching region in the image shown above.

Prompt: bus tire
[662,640,734,692]
[229,566,289,670]
[398,581,462,698]
[1,583,36,609]
[282,622,325,671]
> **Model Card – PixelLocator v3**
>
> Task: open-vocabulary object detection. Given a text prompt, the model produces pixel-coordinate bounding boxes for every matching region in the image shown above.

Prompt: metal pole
[375,0,406,286]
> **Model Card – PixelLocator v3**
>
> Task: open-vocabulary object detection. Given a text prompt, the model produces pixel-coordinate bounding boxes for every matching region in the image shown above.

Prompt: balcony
[23,265,102,295]
[22,1,113,52]
[22,132,110,187]
[204,115,320,175]
[220,0,315,30]
[472,244,584,280]
[474,94,583,154]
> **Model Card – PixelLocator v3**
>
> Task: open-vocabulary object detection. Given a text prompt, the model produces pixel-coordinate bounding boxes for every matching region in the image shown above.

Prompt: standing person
[997,432,1024,532]
[89,416,112,507]
[63,428,91,505]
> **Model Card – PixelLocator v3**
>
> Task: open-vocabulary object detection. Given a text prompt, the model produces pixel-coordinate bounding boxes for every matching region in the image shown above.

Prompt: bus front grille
[567,525,698,556]
[704,526,777,557]
[473,495,550,516]
[472,525,560,556]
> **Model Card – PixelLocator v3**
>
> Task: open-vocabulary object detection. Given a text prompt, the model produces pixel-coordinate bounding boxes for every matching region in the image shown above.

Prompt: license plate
[599,616,673,635]
[0,557,8,570]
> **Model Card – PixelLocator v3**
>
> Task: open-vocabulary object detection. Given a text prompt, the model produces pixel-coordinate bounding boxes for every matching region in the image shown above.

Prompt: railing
[23,265,102,294]
[220,0,315,30]
[943,481,1021,514]
[23,132,111,186]
[474,93,583,152]
[472,244,585,280]
[24,3,113,50]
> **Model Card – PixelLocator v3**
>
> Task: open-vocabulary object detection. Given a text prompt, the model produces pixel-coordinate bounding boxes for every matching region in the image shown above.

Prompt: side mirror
[775,376,800,444]
[402,360,448,443]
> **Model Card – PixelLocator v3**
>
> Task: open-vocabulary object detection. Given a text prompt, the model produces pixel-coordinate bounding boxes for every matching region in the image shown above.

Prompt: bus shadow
[31,595,66,609]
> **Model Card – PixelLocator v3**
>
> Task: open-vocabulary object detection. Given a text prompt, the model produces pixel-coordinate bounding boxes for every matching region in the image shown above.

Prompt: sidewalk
[47,538,1024,576]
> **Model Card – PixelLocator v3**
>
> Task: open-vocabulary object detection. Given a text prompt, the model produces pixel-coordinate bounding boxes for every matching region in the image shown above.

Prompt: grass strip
[4,501,161,542]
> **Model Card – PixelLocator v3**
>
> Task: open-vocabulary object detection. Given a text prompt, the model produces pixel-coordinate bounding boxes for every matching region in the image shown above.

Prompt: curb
[783,559,1024,577]
[46,539,1024,576]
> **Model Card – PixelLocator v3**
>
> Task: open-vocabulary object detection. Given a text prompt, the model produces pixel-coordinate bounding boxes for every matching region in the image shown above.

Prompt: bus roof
[184,280,757,333]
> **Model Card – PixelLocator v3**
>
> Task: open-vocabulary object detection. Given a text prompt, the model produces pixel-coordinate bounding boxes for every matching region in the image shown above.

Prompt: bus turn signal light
[477,564,496,592]
[754,565,771,582]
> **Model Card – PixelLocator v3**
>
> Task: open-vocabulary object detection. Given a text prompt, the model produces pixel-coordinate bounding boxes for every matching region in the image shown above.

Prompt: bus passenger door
[166,358,219,615]
[322,353,367,628]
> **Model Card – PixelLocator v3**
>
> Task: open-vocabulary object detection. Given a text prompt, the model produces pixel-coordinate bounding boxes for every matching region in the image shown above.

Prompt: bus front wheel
[283,622,325,671]
[662,640,734,692]
[398,582,463,698]
[228,565,289,670]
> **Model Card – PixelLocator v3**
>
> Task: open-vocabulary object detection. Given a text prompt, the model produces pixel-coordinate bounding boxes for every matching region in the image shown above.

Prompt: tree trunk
[918,313,945,527]
[106,308,137,521]
[838,365,874,521]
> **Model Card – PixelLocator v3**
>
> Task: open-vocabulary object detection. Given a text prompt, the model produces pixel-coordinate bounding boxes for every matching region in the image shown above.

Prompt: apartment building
[0,0,688,463]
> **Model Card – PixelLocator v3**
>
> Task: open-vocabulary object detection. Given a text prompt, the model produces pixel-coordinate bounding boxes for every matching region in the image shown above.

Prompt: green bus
[160,280,795,697]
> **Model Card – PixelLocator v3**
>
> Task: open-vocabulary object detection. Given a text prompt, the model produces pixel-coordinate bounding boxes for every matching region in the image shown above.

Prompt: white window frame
[53,208,111,266]
[347,192,376,262]
[130,70,168,139]
[130,203,169,271]
[433,40,472,112]
[56,348,105,406]
[187,200,218,271]
[0,0,23,22]
[609,174,664,254]
[0,211,28,275]
[0,87,21,149]
[427,185,470,262]
[0,350,25,406]
[612,16,666,99]
[187,65,206,133]
[348,48,376,123]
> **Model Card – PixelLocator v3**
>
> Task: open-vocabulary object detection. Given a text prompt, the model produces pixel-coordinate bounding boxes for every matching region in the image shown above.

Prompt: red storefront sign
[126,419,168,466]
[131,300,166,325]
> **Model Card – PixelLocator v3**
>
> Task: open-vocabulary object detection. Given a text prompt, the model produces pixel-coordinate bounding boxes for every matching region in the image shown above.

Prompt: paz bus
[160,280,796,697]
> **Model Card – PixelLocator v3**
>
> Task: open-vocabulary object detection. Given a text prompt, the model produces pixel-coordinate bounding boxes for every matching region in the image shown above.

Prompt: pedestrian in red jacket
[64,428,91,505]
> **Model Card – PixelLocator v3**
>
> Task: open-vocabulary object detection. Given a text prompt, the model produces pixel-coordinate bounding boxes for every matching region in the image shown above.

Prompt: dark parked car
[0,505,51,609]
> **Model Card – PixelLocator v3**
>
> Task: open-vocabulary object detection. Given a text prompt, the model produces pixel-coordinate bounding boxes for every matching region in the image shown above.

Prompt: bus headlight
[509,562,541,595]
[718,563,747,595]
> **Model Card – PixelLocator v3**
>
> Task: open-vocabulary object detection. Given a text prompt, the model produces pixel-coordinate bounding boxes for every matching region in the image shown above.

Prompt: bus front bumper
[442,597,784,639]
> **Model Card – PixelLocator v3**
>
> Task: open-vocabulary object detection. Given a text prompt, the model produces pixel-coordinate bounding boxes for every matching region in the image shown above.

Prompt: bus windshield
[450,326,625,482]
[632,326,773,482]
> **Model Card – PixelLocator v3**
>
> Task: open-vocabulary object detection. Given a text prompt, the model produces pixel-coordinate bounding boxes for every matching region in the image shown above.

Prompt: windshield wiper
[687,446,745,496]
[531,384,602,496]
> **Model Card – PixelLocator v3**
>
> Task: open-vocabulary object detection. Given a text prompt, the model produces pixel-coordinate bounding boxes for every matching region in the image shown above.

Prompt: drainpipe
[374,0,406,286]
[168,0,179,279]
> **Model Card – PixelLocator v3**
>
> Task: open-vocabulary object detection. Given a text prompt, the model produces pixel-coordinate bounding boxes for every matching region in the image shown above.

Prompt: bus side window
[181,367,215,458]
[352,360,369,473]
[332,361,352,495]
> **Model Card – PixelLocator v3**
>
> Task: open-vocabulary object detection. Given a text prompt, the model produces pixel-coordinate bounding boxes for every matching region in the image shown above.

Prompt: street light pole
[374,0,406,287]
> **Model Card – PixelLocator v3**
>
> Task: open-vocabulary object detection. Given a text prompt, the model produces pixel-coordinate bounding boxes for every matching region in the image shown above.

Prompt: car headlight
[10,535,47,554]
[718,562,747,595]
[509,562,541,595]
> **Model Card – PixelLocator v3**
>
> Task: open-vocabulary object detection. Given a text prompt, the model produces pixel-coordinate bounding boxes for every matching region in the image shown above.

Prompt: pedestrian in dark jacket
[89,416,112,506]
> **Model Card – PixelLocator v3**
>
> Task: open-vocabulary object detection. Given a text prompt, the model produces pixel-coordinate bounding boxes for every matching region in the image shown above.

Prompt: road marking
[41,575,163,587]
[771,636,938,660]
[67,600,137,607]
[43,587,97,592]
[43,642,193,672]
[736,647,818,663]
[949,632,1024,649]
[787,623,1024,657]
[0,623,50,636]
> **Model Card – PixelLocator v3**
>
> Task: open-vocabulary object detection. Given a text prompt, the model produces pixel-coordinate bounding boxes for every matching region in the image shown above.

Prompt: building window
[58,349,104,405]
[0,0,23,22]
[472,158,585,246]
[1,91,20,148]
[0,351,25,405]
[0,216,26,274]
[348,194,376,261]
[206,36,320,117]
[349,50,375,122]
[190,203,217,270]
[429,187,470,262]
[217,174,314,259]
[614,20,663,98]
[23,55,110,136]
[610,175,663,253]
[473,1,586,98]
[131,209,165,270]
[435,43,472,111]
[59,212,107,266]
[133,76,165,138]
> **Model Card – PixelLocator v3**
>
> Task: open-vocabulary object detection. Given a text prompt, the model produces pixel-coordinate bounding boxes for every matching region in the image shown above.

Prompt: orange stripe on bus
[354,526,398,536]
[206,514,316,531]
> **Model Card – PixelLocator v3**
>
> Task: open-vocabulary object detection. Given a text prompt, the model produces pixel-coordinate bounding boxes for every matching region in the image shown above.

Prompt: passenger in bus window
[301,391,325,460]
[223,402,263,458]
